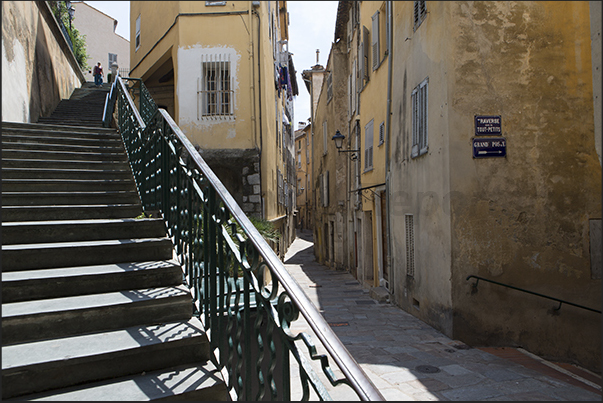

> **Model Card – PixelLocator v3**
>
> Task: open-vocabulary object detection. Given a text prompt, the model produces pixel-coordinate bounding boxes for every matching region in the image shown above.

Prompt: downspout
[253,8,263,218]
[384,0,394,293]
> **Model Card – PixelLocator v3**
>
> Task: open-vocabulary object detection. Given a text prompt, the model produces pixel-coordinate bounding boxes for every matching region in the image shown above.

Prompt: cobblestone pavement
[283,230,602,401]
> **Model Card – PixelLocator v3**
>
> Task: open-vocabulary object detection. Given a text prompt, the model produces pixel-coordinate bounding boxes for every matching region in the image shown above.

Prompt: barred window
[411,77,428,158]
[378,121,385,146]
[198,55,234,118]
[405,214,415,277]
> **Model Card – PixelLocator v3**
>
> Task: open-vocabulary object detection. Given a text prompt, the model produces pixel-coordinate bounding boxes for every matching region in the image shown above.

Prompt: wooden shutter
[362,26,370,83]
[371,11,380,70]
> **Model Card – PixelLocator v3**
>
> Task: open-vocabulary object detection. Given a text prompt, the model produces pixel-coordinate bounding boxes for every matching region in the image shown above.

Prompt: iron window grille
[198,55,234,118]
[405,214,415,277]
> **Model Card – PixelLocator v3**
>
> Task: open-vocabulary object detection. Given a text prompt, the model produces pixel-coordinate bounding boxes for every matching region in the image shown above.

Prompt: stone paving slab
[283,230,602,401]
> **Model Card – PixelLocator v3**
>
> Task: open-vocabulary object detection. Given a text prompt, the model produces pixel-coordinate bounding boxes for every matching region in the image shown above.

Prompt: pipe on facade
[384,0,394,293]
[252,8,264,218]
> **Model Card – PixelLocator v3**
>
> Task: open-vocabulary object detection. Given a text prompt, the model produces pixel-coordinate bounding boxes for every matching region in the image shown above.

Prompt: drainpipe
[384,0,393,293]
[253,8,263,218]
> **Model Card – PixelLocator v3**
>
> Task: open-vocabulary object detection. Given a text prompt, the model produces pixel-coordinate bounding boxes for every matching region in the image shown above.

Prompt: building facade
[306,0,601,373]
[72,1,129,82]
[129,1,298,257]
[295,121,313,231]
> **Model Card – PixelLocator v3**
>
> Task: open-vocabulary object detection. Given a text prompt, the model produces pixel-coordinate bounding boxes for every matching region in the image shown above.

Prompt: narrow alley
[283,230,602,401]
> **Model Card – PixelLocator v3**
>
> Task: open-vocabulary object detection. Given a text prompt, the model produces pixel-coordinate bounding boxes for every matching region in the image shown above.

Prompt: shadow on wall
[30,15,59,122]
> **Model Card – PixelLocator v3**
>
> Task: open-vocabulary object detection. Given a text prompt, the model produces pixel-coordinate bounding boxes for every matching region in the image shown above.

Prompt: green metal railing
[107,76,384,401]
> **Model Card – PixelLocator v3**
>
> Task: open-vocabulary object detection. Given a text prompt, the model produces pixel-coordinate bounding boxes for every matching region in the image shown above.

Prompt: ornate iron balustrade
[109,76,384,401]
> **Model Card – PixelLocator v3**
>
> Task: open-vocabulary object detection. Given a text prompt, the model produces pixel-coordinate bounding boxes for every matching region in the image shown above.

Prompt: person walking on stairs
[93,62,104,87]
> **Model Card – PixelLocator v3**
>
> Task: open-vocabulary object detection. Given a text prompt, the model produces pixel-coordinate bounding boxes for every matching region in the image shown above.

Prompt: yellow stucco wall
[129,1,293,224]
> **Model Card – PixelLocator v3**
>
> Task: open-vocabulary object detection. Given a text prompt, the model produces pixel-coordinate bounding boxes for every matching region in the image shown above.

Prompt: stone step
[2,238,174,271]
[2,260,182,303]
[2,204,143,222]
[2,218,165,245]
[2,178,136,192]
[1,318,212,399]
[36,119,104,128]
[1,141,124,153]
[1,121,117,134]
[2,149,128,162]
[1,158,129,170]
[1,285,193,345]
[7,361,228,401]
[1,190,140,206]
[2,133,122,146]
[2,168,133,180]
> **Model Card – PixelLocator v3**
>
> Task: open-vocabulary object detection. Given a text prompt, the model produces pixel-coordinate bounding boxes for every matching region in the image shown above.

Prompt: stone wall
[2,1,84,123]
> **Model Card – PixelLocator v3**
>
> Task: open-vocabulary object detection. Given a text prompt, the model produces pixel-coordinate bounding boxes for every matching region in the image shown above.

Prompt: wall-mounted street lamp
[332,130,360,160]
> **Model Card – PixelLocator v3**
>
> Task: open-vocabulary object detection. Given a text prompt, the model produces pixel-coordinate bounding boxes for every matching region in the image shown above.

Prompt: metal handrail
[466,275,601,314]
[106,76,384,401]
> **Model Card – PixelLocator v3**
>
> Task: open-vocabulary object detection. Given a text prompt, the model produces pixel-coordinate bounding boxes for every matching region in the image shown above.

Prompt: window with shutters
[323,120,328,156]
[378,121,385,146]
[135,15,141,51]
[360,26,370,89]
[414,1,427,31]
[108,53,117,69]
[371,11,380,71]
[364,119,374,172]
[198,54,234,118]
[326,72,333,104]
[405,214,415,277]
[411,78,428,158]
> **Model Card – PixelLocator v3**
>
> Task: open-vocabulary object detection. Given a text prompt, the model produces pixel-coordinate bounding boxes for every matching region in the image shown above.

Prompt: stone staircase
[1,85,228,400]
[36,82,110,128]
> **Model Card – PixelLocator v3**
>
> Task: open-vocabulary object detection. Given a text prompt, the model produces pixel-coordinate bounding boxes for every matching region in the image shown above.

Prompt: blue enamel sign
[473,137,506,158]
[475,115,502,135]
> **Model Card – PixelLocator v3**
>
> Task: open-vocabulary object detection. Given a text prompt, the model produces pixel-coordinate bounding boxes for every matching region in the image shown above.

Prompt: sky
[80,1,338,126]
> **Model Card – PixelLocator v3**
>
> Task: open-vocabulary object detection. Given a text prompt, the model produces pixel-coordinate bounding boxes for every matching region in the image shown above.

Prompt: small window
[198,55,233,118]
[405,214,415,277]
[414,1,427,31]
[327,72,333,103]
[135,15,141,51]
[297,152,302,168]
[378,121,385,146]
[364,119,374,171]
[205,1,226,5]
[108,53,117,68]
[411,78,428,158]
[323,120,328,156]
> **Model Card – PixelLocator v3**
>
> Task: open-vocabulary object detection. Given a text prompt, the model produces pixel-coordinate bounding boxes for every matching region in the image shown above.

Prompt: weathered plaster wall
[312,40,349,269]
[590,1,602,166]
[447,1,601,373]
[2,1,84,123]
[389,1,454,335]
